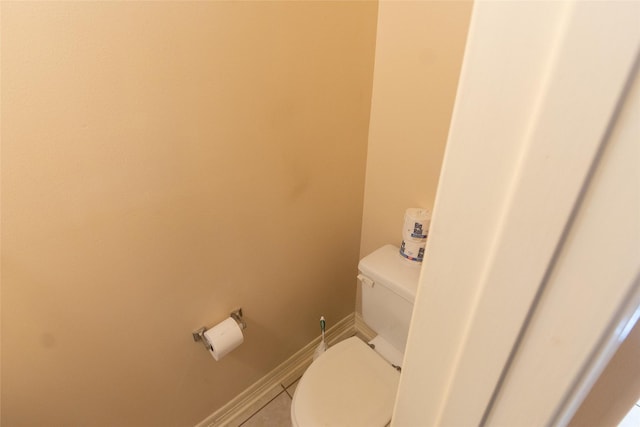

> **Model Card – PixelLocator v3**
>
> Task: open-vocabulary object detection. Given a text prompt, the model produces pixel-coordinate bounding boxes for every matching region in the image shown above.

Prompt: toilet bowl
[291,337,400,427]
[291,245,420,426]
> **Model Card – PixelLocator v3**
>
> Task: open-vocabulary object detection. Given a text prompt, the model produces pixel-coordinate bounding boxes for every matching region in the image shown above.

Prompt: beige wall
[0,2,377,426]
[356,0,471,314]
[570,320,640,427]
[359,0,472,258]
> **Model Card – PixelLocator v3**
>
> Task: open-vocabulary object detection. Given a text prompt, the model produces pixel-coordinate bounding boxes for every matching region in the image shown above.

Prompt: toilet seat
[291,337,400,427]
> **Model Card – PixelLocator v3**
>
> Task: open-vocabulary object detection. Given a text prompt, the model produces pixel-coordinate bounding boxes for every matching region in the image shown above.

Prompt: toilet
[291,244,420,427]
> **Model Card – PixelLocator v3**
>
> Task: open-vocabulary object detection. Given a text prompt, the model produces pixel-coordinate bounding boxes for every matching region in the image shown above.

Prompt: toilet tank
[358,245,421,355]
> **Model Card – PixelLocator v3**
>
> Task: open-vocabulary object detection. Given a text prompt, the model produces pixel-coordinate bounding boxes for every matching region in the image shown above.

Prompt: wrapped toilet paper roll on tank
[400,239,426,262]
[403,208,431,241]
[204,317,244,361]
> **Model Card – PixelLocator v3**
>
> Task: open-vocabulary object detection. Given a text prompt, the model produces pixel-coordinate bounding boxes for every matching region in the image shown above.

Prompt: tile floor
[236,378,299,427]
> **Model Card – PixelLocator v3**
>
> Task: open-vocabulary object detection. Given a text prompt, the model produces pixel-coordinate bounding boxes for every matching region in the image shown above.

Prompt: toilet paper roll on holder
[192,308,247,351]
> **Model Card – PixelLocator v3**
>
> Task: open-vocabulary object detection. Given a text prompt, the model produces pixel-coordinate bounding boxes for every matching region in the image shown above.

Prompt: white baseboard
[196,312,365,427]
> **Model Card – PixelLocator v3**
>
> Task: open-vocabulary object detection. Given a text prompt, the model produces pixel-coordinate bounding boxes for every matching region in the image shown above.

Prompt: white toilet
[291,244,420,427]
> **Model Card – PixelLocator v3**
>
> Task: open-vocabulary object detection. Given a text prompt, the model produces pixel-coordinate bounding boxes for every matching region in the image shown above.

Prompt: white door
[392,1,640,426]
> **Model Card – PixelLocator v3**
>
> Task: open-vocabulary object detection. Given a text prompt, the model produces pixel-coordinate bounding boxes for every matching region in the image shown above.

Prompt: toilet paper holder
[192,308,247,351]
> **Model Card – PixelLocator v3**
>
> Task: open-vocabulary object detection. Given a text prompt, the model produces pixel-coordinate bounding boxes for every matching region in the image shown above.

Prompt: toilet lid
[291,337,400,427]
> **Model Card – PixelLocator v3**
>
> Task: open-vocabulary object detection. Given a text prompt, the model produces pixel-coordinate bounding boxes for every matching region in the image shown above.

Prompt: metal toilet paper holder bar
[192,308,246,351]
